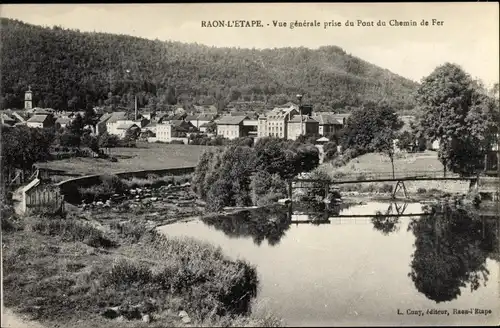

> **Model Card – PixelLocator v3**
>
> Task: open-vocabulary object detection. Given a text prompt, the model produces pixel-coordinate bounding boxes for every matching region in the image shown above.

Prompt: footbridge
[289,170,497,200]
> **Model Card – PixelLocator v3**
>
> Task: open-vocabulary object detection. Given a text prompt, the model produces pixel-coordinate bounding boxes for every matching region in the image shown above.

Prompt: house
[156,123,173,143]
[170,120,197,137]
[216,116,248,140]
[187,113,217,129]
[142,122,158,134]
[159,113,187,123]
[313,113,345,136]
[287,115,319,140]
[199,122,216,134]
[103,112,128,136]
[115,122,140,139]
[259,105,300,139]
[55,117,72,129]
[26,114,55,129]
[95,113,113,135]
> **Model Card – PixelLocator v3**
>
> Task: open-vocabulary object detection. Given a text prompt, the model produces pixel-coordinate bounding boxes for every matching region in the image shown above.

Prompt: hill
[0,18,418,113]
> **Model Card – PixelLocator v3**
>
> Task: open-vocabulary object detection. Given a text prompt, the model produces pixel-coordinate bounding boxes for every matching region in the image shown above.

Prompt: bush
[417,187,427,194]
[379,184,393,193]
[250,171,288,206]
[102,259,153,287]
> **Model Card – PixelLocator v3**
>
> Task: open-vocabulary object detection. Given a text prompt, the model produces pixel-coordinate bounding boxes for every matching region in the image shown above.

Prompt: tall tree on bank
[415,63,498,176]
[341,101,403,168]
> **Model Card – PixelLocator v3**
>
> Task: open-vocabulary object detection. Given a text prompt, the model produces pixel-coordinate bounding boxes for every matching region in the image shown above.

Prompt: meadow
[36,143,211,176]
[316,151,471,196]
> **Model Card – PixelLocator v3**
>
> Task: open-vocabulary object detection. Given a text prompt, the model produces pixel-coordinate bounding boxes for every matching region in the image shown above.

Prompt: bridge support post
[288,180,293,200]
[392,180,409,199]
[324,181,329,202]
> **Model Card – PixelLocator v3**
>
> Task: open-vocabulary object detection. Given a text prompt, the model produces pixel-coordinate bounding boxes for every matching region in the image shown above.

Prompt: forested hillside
[1,18,418,112]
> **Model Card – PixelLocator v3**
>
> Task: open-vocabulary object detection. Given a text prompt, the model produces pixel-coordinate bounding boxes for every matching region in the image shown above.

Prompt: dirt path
[1,307,46,328]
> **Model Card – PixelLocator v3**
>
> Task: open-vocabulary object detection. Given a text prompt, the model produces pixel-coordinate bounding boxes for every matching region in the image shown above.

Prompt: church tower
[24,86,33,110]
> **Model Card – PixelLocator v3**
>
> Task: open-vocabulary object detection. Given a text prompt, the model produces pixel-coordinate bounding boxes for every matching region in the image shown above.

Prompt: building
[287,115,319,140]
[194,113,218,129]
[156,123,173,142]
[55,117,72,129]
[115,122,140,139]
[313,113,346,136]
[216,115,248,140]
[26,114,54,129]
[260,105,300,139]
[102,112,128,136]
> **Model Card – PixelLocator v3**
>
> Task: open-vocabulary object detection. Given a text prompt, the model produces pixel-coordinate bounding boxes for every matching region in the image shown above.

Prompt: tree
[68,113,84,137]
[81,131,99,152]
[341,101,403,161]
[323,141,338,162]
[98,132,119,149]
[397,131,415,152]
[58,131,81,148]
[416,63,498,176]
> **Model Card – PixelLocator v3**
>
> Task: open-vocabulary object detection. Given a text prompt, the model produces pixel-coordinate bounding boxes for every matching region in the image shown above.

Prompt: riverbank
[1,210,283,328]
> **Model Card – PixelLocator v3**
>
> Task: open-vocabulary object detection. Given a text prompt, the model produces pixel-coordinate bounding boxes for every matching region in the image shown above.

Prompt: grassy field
[2,212,282,328]
[317,151,472,195]
[321,151,445,175]
[36,143,211,176]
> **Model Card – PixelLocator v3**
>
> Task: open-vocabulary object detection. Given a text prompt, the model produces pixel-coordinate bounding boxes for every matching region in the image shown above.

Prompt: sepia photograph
[0,2,499,327]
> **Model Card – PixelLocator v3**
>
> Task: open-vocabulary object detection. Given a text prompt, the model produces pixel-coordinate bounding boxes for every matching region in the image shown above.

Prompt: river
[158,201,499,326]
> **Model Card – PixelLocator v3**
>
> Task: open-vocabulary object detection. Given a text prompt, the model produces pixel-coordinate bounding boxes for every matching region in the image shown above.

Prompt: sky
[1,3,499,88]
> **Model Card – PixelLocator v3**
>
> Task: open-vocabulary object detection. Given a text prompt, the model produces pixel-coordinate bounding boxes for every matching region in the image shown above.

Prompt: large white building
[156,122,173,142]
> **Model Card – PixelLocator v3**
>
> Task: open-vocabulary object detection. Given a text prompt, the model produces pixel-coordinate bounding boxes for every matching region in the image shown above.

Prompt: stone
[178,310,188,318]
[181,316,191,324]
[151,197,158,201]
[96,201,104,206]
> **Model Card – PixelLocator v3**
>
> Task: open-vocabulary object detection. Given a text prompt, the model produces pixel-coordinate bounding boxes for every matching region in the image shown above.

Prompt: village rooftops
[197,113,217,121]
[216,115,248,125]
[105,112,128,124]
[289,115,318,123]
[116,123,139,130]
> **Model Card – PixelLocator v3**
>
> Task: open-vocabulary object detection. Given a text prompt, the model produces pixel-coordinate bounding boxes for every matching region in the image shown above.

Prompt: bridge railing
[292,170,467,185]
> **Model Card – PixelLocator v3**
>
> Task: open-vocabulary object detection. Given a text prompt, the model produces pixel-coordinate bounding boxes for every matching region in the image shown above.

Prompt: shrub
[417,187,427,194]
[102,259,153,287]
[379,184,393,193]
[250,171,288,206]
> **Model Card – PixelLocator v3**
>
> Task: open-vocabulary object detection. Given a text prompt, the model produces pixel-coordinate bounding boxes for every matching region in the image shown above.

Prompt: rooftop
[27,114,50,123]
[289,115,318,123]
[216,115,248,125]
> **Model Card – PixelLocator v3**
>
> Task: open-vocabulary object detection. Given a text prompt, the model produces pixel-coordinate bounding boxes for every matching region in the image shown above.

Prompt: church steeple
[25,86,33,110]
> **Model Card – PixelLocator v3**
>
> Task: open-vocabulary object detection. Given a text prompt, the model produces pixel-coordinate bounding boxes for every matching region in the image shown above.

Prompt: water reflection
[201,205,291,246]
[371,202,408,235]
[407,203,499,303]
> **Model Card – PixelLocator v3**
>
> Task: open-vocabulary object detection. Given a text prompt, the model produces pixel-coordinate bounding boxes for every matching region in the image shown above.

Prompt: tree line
[1,18,418,113]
